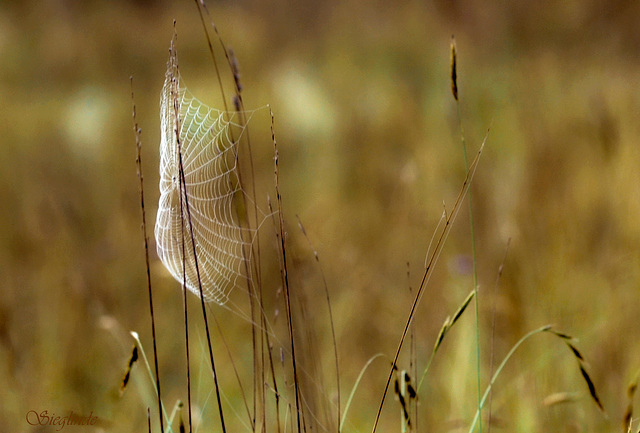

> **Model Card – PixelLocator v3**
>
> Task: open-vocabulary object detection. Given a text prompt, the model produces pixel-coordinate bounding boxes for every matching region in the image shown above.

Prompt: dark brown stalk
[196,1,262,252]
[268,197,284,433]
[266,328,282,433]
[164,32,194,433]
[178,82,228,433]
[132,77,164,433]
[192,4,266,427]
[192,0,229,113]
[177,95,194,433]
[271,108,303,433]
[170,34,228,433]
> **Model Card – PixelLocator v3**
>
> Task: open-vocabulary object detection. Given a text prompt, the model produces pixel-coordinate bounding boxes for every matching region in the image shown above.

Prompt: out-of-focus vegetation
[1,0,639,431]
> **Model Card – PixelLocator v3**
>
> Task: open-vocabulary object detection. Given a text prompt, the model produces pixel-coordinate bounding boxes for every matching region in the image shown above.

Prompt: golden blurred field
[1,1,639,432]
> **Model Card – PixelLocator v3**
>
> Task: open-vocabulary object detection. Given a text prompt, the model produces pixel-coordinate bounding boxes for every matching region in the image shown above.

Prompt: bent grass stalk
[371,137,487,433]
[468,325,605,433]
[341,353,386,433]
[131,331,174,430]
[467,325,553,433]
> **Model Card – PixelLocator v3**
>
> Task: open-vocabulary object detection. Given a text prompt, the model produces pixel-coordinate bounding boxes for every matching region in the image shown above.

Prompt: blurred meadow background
[1,0,639,432]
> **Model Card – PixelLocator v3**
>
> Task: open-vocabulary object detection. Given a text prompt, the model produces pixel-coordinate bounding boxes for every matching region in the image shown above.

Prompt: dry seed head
[627,374,638,398]
[579,364,604,412]
[450,35,458,101]
[542,392,576,407]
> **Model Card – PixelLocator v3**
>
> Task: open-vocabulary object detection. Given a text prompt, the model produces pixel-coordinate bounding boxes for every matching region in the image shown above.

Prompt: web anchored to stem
[155,46,258,305]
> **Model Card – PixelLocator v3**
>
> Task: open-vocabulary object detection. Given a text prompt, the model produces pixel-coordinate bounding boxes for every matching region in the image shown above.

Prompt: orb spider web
[154,46,255,305]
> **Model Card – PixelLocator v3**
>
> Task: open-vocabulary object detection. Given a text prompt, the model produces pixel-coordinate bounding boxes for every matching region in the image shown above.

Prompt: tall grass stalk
[193,3,269,427]
[168,31,228,433]
[450,35,483,433]
[168,31,195,433]
[271,107,304,433]
[177,90,194,433]
[189,5,289,430]
[371,138,486,433]
[132,78,165,433]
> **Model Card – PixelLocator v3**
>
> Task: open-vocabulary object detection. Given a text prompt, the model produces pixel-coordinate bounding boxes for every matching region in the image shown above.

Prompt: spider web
[155,48,254,305]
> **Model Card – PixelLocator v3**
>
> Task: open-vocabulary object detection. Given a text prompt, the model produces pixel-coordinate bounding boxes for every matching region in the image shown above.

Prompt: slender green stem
[450,35,483,432]
[131,332,174,432]
[340,353,385,433]
[455,99,482,433]
[417,351,436,393]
